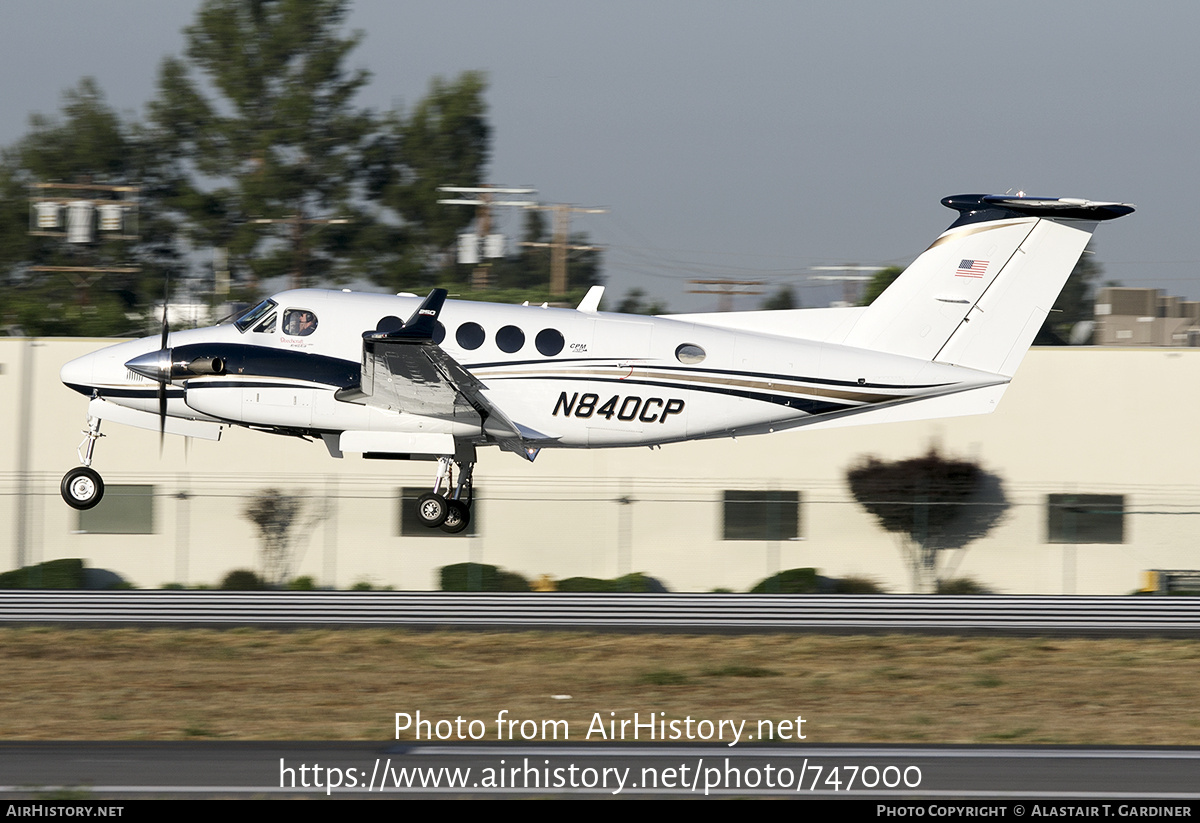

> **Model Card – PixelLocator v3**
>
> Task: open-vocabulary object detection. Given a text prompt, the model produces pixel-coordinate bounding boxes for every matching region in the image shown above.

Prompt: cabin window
[374,315,404,334]
[675,343,706,365]
[456,322,485,350]
[433,322,446,345]
[1046,494,1125,543]
[235,299,276,332]
[76,485,156,534]
[282,309,317,336]
[496,325,525,353]
[535,328,565,356]
[721,490,800,541]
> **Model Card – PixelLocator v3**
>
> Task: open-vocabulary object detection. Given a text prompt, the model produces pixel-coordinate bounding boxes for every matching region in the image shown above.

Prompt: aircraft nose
[124,349,169,382]
[60,350,97,393]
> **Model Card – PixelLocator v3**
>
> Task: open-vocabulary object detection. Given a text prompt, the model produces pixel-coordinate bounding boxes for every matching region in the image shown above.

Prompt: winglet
[365,289,447,342]
[576,285,605,313]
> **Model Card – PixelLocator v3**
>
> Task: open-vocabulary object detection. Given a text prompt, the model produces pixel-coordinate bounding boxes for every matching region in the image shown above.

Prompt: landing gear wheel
[415,492,449,528]
[61,467,104,510]
[440,500,471,534]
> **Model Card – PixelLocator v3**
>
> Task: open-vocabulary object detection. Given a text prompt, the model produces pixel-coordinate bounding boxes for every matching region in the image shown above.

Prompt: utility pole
[27,182,141,305]
[438,186,538,290]
[686,279,765,312]
[521,202,607,297]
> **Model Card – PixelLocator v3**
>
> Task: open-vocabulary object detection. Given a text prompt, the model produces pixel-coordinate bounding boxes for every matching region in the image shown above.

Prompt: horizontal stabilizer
[944,194,1134,223]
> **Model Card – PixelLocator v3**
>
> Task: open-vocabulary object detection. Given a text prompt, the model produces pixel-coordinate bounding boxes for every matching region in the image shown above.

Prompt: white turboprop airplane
[60,193,1133,532]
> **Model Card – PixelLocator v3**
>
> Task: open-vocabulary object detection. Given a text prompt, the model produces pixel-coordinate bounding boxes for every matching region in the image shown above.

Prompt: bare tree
[243,489,325,586]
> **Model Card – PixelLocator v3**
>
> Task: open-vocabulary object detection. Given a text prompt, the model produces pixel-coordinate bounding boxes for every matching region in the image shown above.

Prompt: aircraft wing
[337,290,544,459]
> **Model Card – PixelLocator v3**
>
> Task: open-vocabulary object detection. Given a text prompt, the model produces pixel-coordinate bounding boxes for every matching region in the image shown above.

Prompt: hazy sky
[2,1,1195,311]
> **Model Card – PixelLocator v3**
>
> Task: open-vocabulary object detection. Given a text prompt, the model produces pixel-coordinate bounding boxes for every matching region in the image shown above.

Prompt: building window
[398,487,478,537]
[1046,494,1125,543]
[76,485,155,534]
[722,490,800,540]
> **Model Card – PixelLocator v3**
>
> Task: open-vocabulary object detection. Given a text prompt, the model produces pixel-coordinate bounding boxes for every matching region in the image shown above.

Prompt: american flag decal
[956,259,988,278]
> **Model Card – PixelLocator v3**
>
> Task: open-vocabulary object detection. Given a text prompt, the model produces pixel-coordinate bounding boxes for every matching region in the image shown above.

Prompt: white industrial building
[3,339,1198,594]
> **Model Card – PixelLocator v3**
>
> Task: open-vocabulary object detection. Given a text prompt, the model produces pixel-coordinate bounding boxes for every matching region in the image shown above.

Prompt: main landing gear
[415,456,474,534]
[62,416,105,510]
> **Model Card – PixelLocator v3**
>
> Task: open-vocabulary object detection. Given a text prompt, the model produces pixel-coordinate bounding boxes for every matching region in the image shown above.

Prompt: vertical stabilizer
[841,195,1134,375]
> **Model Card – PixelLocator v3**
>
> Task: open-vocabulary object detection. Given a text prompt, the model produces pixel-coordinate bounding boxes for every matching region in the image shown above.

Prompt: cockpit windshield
[234,299,277,333]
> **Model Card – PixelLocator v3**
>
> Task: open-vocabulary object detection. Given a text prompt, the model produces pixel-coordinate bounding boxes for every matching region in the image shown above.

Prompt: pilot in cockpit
[284,310,317,336]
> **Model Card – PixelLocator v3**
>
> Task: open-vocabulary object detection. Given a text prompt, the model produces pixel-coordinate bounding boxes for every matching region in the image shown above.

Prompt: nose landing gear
[62,416,105,510]
[414,456,474,533]
[61,466,104,510]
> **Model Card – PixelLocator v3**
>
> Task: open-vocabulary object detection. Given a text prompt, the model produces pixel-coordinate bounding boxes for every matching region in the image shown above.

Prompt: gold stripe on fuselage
[471,365,923,405]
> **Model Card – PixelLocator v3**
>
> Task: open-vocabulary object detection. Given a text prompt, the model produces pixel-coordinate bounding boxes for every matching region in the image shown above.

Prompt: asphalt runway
[1,741,1198,800]
[4,594,1198,802]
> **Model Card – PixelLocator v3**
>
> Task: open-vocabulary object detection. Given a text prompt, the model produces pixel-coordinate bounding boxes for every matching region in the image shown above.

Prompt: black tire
[415,492,448,528]
[440,500,471,534]
[61,467,104,510]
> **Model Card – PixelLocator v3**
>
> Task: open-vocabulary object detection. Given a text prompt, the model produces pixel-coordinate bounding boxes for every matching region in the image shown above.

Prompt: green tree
[382,72,491,253]
[859,265,903,306]
[148,0,397,290]
[0,79,182,336]
[2,1,499,331]
[762,285,797,310]
[610,288,666,315]
[1040,247,1102,342]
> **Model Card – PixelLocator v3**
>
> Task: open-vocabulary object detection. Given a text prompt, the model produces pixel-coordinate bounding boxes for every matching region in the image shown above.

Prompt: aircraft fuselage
[62,288,1000,451]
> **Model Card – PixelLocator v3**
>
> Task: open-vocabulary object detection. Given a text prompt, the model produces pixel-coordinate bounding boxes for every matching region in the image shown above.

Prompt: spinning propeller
[157,283,169,451]
[122,278,175,454]
[124,280,229,453]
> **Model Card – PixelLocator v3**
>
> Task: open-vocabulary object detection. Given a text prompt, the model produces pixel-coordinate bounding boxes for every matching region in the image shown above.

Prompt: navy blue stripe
[170,343,360,388]
[469,358,948,390]
[65,383,185,400]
